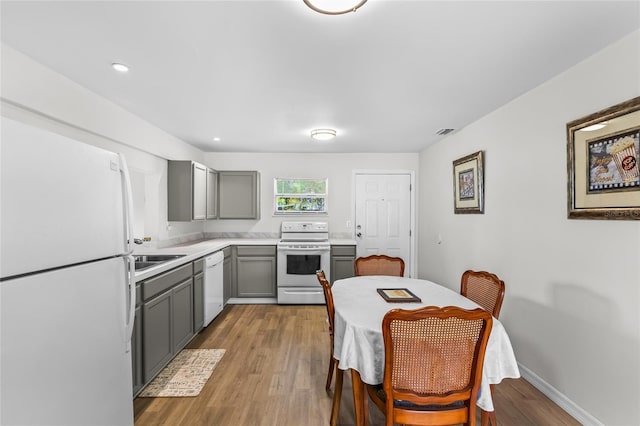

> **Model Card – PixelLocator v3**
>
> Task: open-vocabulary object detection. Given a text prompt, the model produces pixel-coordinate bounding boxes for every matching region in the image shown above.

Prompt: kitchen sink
[134,254,185,263]
[133,254,186,271]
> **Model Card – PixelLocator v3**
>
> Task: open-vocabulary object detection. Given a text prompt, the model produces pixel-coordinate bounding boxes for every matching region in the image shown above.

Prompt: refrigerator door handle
[119,153,136,352]
[118,153,135,256]
[124,254,136,353]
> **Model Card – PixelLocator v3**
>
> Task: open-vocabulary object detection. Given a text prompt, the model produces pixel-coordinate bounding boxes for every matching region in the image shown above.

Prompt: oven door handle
[278,247,330,252]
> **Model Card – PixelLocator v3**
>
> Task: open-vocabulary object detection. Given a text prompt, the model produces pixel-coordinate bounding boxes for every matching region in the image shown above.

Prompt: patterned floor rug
[139,349,225,397]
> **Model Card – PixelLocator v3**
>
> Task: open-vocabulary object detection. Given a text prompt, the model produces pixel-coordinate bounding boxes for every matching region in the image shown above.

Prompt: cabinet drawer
[193,258,204,275]
[331,245,356,256]
[142,263,193,301]
[223,246,232,258]
[236,245,276,256]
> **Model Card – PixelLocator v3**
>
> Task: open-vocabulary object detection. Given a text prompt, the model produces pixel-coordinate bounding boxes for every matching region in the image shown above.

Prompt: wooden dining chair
[354,254,405,277]
[366,305,493,426]
[460,270,505,426]
[460,270,505,319]
[316,270,343,426]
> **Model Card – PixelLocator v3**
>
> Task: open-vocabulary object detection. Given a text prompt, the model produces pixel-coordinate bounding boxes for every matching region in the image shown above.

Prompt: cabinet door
[132,305,143,396]
[193,272,204,333]
[236,256,275,297]
[143,290,172,382]
[172,278,194,353]
[223,248,232,303]
[192,163,207,220]
[218,171,260,219]
[331,245,356,284]
[331,257,355,284]
[206,168,218,220]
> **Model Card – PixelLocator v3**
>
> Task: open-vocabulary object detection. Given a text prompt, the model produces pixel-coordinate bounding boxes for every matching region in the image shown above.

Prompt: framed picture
[567,97,640,220]
[453,151,484,214]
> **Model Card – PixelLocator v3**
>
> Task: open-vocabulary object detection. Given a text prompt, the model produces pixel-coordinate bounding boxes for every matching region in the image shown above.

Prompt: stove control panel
[281,221,328,233]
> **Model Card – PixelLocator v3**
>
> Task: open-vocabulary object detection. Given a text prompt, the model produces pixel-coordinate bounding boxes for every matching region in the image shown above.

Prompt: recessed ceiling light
[311,129,337,141]
[213,137,221,142]
[111,62,129,73]
[580,122,608,132]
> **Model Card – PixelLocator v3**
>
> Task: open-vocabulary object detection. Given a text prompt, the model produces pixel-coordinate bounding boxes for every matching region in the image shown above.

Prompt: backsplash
[155,231,353,248]
[205,232,280,239]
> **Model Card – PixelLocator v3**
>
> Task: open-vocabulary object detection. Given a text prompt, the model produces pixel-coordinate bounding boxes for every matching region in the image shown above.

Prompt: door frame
[351,170,416,278]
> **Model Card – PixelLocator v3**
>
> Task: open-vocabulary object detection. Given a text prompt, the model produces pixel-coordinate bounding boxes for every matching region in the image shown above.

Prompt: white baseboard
[518,363,603,426]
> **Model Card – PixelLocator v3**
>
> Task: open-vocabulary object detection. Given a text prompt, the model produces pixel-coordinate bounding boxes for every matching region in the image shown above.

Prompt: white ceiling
[1,1,639,153]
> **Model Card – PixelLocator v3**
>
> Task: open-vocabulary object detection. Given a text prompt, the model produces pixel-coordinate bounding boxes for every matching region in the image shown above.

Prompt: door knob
[356,232,362,238]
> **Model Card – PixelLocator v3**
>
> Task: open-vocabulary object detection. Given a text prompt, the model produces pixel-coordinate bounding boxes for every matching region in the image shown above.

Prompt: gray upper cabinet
[218,171,260,219]
[206,168,218,220]
[168,160,216,221]
[192,163,207,220]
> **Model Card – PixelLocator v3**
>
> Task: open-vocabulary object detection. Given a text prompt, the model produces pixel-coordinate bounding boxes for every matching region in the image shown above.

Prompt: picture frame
[453,150,484,214]
[567,97,640,220]
[376,288,422,303]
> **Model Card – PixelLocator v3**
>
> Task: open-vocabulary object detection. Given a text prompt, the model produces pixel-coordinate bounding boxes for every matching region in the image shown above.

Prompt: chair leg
[481,409,496,426]
[326,355,335,393]
[330,368,343,426]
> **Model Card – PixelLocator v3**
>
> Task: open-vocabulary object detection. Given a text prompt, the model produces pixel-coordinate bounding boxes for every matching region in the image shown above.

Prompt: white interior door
[354,173,412,276]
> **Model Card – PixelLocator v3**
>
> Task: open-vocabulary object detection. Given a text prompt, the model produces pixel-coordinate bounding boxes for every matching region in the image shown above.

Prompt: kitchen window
[274,178,328,214]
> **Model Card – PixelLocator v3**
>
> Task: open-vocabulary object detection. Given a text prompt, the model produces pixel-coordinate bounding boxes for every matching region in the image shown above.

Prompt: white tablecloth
[332,275,520,411]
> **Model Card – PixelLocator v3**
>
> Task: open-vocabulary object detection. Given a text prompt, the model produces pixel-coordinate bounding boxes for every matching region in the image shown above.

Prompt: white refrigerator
[0,117,135,425]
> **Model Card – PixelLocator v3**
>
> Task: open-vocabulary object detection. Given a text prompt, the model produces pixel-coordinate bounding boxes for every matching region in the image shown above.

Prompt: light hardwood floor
[134,304,580,426]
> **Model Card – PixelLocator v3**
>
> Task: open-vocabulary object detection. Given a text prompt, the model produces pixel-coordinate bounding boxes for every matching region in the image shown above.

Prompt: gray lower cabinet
[142,289,173,382]
[172,279,194,353]
[330,245,356,284]
[131,285,143,397]
[233,245,276,297]
[193,258,204,333]
[218,171,260,219]
[223,247,232,304]
[140,263,194,383]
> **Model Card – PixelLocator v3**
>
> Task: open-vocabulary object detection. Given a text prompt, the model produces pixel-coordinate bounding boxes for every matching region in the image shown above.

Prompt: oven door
[277,246,330,287]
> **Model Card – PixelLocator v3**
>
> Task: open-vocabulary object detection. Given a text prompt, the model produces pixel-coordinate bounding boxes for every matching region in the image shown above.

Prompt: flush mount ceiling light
[111,62,129,73]
[311,128,337,141]
[303,0,367,15]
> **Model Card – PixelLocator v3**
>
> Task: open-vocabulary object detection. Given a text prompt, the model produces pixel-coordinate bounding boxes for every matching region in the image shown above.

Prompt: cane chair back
[366,306,493,426]
[354,255,405,277]
[460,270,505,318]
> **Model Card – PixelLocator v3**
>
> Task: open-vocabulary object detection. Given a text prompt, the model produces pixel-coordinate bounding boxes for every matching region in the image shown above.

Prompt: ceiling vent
[436,128,455,136]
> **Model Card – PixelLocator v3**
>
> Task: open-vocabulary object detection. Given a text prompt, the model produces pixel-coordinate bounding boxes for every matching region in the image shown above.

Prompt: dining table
[332,275,520,425]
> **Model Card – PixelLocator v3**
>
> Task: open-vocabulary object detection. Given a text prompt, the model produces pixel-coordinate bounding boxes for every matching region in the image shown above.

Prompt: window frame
[273,177,329,215]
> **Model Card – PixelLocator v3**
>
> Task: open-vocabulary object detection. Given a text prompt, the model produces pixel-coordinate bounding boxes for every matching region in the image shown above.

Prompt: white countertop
[134,237,356,282]
[133,238,278,282]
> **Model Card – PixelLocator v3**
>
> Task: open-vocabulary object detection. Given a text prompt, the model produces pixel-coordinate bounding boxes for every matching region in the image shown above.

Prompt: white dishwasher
[204,251,224,327]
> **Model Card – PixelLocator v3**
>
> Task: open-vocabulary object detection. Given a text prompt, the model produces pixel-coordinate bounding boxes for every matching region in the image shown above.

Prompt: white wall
[1,44,205,244]
[418,30,640,426]
[203,152,419,237]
